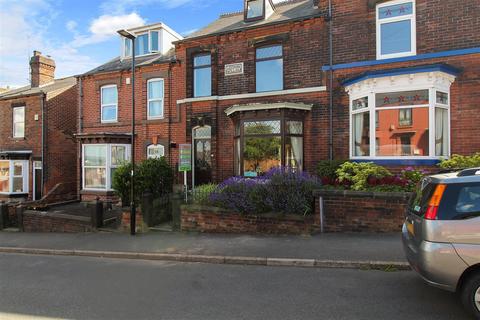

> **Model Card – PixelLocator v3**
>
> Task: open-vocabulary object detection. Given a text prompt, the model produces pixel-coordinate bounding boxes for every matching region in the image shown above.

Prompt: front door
[193,126,212,186]
[33,161,42,200]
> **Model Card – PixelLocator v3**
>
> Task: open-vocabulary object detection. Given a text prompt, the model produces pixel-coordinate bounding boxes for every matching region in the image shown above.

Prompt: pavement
[0,253,469,320]
[0,231,408,269]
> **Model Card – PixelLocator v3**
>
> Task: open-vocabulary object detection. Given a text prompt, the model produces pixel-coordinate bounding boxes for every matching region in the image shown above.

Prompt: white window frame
[0,160,29,195]
[13,106,25,138]
[147,78,165,119]
[376,0,416,60]
[82,144,131,191]
[147,144,165,159]
[101,85,118,123]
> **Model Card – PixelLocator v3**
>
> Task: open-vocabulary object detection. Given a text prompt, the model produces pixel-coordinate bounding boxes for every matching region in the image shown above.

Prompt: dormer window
[244,0,274,22]
[246,0,264,19]
[122,30,161,57]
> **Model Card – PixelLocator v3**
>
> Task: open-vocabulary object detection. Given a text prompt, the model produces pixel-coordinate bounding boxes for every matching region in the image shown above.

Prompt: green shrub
[439,153,480,170]
[316,160,346,179]
[192,183,217,205]
[336,162,391,191]
[112,158,174,206]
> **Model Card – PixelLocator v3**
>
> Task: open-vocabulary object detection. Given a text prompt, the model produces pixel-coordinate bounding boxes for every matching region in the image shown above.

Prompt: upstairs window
[376,1,416,59]
[135,34,149,56]
[147,79,164,119]
[101,85,118,123]
[256,45,283,92]
[13,106,25,138]
[246,0,264,20]
[123,31,160,57]
[193,54,212,97]
[124,38,132,56]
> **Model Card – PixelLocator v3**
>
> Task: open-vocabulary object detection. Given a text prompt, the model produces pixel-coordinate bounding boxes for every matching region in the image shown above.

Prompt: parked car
[402,167,480,318]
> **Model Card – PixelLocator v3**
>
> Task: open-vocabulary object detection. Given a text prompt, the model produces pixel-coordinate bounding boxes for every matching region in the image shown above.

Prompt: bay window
[376,0,416,59]
[234,117,303,177]
[83,144,130,190]
[147,79,164,119]
[101,85,118,123]
[0,160,29,194]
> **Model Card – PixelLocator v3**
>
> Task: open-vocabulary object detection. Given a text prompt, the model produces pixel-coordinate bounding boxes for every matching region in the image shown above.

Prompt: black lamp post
[117,29,137,235]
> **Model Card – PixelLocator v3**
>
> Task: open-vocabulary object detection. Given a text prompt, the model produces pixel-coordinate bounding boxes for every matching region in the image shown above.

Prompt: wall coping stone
[314,188,414,200]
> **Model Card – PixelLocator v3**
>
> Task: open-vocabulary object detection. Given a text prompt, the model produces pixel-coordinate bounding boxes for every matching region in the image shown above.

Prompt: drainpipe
[168,60,173,166]
[41,93,46,198]
[77,77,83,200]
[328,0,334,161]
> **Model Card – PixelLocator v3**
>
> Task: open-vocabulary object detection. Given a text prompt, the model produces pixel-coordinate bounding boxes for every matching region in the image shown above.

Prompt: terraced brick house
[319,0,480,168]
[176,0,327,186]
[77,23,184,201]
[0,51,78,202]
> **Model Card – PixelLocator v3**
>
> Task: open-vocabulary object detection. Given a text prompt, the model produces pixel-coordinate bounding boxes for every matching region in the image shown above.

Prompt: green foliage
[192,183,218,205]
[112,158,174,206]
[336,162,391,191]
[316,160,346,179]
[439,153,480,170]
[112,162,133,206]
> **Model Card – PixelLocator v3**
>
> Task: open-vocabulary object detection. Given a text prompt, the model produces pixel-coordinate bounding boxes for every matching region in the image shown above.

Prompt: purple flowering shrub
[209,168,321,215]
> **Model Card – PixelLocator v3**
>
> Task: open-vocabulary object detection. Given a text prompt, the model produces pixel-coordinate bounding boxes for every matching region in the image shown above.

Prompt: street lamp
[117,29,137,236]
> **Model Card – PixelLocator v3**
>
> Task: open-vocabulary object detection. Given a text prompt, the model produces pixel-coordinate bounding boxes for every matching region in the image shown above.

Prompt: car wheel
[461,272,480,318]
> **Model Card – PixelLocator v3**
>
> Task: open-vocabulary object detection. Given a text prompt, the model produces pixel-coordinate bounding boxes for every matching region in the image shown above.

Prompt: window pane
[234,138,241,176]
[124,38,132,56]
[194,67,211,97]
[378,2,413,19]
[84,168,106,189]
[256,45,282,59]
[13,108,25,122]
[84,145,107,166]
[147,145,165,159]
[352,112,370,156]
[437,183,480,220]
[244,136,281,177]
[111,146,126,166]
[286,121,303,134]
[455,186,480,214]
[435,108,449,157]
[380,20,411,55]
[244,121,281,135]
[13,162,22,176]
[247,0,263,18]
[14,123,25,138]
[148,101,163,118]
[256,59,283,92]
[13,177,23,193]
[101,86,117,105]
[135,34,149,55]
[148,80,163,99]
[102,105,117,121]
[436,91,449,105]
[376,90,429,108]
[352,97,368,111]
[285,136,303,171]
[194,126,212,139]
[376,107,429,156]
[399,108,412,126]
[194,54,211,67]
[0,162,9,193]
[151,31,159,51]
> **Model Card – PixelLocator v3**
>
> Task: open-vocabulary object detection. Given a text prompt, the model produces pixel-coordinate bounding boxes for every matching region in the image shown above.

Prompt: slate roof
[0,77,77,100]
[185,0,321,40]
[82,48,176,76]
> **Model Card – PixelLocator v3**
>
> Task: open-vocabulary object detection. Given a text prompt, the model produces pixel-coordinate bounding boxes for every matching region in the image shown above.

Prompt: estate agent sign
[179,144,192,172]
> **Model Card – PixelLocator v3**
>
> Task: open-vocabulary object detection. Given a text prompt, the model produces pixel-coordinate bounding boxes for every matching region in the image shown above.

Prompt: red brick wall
[316,189,412,232]
[22,210,93,233]
[181,205,319,235]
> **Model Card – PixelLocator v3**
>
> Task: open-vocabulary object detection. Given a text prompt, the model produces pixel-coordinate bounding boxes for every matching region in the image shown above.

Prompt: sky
[0,0,284,88]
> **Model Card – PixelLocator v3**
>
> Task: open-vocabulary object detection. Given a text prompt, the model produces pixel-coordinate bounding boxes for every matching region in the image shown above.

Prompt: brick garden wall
[22,210,93,233]
[315,189,413,233]
[181,205,319,235]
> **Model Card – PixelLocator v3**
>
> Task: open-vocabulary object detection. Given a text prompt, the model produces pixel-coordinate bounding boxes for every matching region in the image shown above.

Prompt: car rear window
[409,181,436,216]
[438,182,480,220]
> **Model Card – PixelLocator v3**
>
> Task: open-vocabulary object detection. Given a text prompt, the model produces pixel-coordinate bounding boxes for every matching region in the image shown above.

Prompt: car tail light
[425,184,446,220]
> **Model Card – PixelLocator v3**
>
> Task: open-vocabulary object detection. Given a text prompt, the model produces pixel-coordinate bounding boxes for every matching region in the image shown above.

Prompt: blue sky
[0,0,282,88]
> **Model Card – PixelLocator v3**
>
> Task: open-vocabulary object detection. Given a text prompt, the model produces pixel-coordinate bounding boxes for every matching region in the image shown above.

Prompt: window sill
[350,158,442,166]
[377,51,416,61]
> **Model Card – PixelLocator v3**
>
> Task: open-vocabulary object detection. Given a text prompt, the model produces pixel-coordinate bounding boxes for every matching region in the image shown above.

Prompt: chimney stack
[30,50,55,87]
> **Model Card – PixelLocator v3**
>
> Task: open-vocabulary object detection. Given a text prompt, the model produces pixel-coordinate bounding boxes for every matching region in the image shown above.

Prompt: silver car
[402,167,480,318]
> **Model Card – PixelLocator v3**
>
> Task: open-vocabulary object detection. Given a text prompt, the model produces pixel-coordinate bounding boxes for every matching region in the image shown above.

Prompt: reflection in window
[13,107,25,138]
[193,54,211,97]
[101,86,118,123]
[435,108,449,157]
[147,79,164,119]
[399,108,412,126]
[246,0,264,19]
[256,45,283,92]
[352,112,370,157]
[235,118,303,176]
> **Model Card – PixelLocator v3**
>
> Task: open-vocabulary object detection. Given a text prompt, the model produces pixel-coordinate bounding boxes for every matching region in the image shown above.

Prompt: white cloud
[100,0,201,14]
[66,20,78,33]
